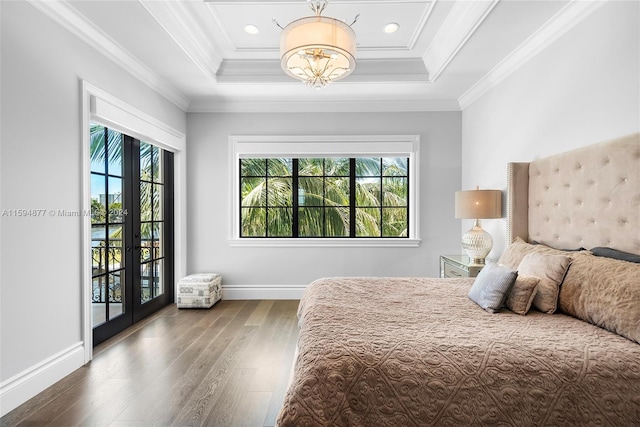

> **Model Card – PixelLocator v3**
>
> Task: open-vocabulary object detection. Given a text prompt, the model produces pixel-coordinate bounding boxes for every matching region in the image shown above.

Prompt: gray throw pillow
[468,262,518,313]
[590,247,640,264]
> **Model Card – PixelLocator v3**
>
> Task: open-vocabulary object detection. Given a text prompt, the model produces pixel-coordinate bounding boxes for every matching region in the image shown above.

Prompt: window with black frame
[240,157,409,238]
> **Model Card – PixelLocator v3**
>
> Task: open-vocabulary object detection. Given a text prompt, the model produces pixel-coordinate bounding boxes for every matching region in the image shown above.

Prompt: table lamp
[455,186,502,264]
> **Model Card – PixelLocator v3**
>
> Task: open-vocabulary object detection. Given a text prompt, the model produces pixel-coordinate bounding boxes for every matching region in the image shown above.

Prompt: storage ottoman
[176,273,222,308]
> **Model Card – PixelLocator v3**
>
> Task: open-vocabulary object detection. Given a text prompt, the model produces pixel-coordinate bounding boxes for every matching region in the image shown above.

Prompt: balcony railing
[91,238,161,303]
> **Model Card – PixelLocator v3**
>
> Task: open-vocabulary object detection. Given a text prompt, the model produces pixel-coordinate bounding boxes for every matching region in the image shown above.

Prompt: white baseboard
[0,286,301,416]
[0,342,85,417]
[222,284,306,300]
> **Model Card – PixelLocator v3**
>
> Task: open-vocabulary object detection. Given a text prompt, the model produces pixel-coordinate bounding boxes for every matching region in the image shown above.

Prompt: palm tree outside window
[240,157,409,238]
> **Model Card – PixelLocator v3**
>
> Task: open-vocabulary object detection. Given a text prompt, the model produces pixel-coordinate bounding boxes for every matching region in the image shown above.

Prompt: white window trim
[228,135,421,247]
[81,81,187,363]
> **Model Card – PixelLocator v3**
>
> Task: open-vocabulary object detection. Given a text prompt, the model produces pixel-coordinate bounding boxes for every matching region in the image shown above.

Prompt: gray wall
[186,112,462,289]
[0,0,186,404]
[461,0,640,258]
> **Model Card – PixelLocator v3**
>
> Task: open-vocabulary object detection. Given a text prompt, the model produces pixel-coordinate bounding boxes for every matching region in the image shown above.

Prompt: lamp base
[462,219,493,265]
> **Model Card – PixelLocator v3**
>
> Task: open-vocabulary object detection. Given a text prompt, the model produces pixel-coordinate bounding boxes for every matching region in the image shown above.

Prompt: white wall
[0,1,186,414]
[461,0,640,259]
[187,112,462,296]
[7,0,633,416]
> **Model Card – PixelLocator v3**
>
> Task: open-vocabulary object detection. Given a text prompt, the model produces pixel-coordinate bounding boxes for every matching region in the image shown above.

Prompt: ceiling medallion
[275,0,358,89]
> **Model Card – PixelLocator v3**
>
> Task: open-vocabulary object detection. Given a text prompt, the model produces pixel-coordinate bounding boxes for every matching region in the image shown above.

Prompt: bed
[277,133,640,426]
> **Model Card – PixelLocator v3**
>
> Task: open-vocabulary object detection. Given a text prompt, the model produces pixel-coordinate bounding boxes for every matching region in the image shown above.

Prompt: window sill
[228,238,421,248]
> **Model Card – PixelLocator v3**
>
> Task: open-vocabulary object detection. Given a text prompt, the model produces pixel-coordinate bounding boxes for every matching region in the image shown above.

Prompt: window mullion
[292,159,299,238]
[379,158,383,238]
[322,159,326,237]
[238,159,243,237]
[103,127,110,321]
[349,158,356,238]
[406,157,410,237]
[264,159,269,237]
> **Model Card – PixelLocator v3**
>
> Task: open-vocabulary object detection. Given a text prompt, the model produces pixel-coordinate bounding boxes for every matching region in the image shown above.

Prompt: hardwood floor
[1,300,300,427]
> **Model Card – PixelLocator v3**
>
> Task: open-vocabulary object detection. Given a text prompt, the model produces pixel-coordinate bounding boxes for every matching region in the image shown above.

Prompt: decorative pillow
[468,262,518,313]
[590,247,640,264]
[559,252,640,344]
[517,253,571,314]
[504,275,539,315]
[498,237,585,270]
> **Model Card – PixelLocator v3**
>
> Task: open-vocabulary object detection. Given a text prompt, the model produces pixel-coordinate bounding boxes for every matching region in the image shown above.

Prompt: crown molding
[458,0,608,110]
[188,97,461,113]
[406,0,436,51]
[216,58,430,84]
[422,0,499,83]
[139,0,223,81]
[204,0,437,55]
[26,0,190,111]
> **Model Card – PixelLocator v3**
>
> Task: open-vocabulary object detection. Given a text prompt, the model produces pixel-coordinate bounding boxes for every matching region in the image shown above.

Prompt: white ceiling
[31,0,593,112]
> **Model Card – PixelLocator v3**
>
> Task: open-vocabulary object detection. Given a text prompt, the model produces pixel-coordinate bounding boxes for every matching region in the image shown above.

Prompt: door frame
[81,81,187,362]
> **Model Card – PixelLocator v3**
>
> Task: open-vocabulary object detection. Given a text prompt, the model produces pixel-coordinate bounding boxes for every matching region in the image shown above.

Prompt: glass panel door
[91,125,129,330]
[139,142,164,304]
[90,124,174,345]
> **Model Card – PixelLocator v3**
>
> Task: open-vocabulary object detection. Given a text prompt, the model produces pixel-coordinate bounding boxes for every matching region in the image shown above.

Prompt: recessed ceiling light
[383,22,399,34]
[244,24,259,35]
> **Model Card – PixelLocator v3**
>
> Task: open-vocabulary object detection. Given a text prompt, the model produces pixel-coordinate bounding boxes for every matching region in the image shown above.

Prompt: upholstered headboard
[507,132,640,255]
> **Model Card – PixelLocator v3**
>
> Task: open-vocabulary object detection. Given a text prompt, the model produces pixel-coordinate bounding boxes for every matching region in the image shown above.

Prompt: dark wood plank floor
[1,300,300,427]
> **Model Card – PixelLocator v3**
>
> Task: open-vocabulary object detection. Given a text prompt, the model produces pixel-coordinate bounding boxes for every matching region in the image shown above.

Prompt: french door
[90,124,174,346]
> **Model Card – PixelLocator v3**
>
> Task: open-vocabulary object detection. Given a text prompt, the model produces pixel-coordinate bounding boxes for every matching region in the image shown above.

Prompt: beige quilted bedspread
[277,277,640,426]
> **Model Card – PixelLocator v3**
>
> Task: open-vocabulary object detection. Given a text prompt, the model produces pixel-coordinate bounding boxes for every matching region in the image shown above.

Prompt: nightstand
[440,255,484,278]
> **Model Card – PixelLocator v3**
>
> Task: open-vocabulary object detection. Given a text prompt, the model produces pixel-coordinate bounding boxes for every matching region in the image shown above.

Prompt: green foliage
[108,202,123,223]
[241,157,409,237]
[91,199,106,223]
[90,124,122,171]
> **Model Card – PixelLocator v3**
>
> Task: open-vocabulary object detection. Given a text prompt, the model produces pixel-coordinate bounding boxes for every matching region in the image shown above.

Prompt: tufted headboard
[507,132,640,255]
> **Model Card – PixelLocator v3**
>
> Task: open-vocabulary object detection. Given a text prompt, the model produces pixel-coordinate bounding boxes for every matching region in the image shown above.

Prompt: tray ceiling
[28,0,602,112]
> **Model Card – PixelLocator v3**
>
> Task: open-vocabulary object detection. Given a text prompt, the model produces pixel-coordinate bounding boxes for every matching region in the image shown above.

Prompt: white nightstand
[440,255,484,278]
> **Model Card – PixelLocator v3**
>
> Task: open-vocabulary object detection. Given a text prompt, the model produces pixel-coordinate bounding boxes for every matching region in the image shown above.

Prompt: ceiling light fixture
[384,22,399,34]
[275,0,358,89]
[244,24,259,35]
